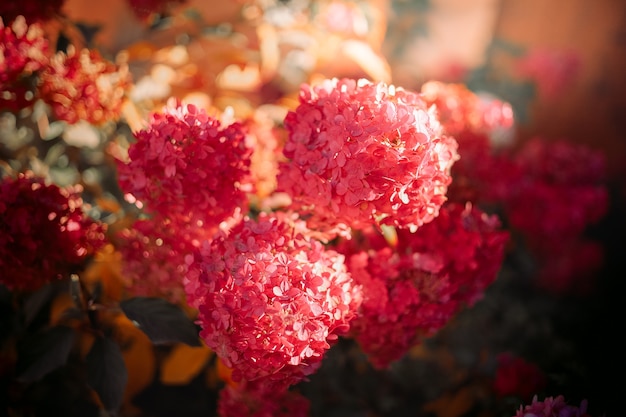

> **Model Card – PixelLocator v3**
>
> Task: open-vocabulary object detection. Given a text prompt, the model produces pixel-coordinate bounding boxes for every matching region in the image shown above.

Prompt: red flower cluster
[514,395,592,417]
[421,80,514,139]
[493,352,546,401]
[117,100,254,230]
[0,173,106,291]
[0,0,65,23]
[506,138,608,250]
[38,46,131,125]
[218,382,310,417]
[184,212,361,390]
[0,16,49,111]
[419,81,518,205]
[115,218,210,303]
[343,203,508,368]
[277,78,458,237]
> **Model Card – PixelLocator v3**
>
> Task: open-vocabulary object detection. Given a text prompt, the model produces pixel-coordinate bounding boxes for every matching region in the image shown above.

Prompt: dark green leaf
[22,283,54,327]
[86,336,128,412]
[120,297,200,346]
[17,325,76,383]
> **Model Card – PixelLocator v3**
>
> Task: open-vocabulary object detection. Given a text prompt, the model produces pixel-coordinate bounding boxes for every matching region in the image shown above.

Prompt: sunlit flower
[277,78,458,237]
[514,395,592,417]
[343,202,508,368]
[0,173,106,291]
[38,45,131,125]
[420,81,518,204]
[116,100,254,229]
[420,80,514,143]
[185,211,362,389]
[0,16,49,111]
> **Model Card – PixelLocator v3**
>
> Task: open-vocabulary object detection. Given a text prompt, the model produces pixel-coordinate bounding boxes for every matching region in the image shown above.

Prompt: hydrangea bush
[0,2,613,417]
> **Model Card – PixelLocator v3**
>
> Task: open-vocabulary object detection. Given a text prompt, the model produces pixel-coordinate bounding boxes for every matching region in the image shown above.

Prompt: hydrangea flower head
[185,211,362,389]
[344,203,508,368]
[38,45,131,125]
[420,80,514,140]
[0,173,106,291]
[513,395,592,417]
[0,16,49,111]
[505,138,608,248]
[116,100,254,229]
[277,78,458,236]
[217,381,310,417]
[115,217,211,303]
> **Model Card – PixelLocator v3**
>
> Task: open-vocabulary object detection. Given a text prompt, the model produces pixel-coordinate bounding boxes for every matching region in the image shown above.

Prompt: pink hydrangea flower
[116,100,254,229]
[343,202,508,368]
[513,395,592,417]
[38,46,131,125]
[421,80,514,140]
[505,138,608,250]
[217,381,310,417]
[184,211,362,390]
[420,81,520,205]
[0,16,49,111]
[277,78,458,237]
[0,173,106,291]
[115,217,212,303]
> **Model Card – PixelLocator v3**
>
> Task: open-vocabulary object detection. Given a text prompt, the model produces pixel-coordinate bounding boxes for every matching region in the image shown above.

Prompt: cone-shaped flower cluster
[0,16,49,111]
[0,173,106,291]
[343,203,508,368]
[277,78,458,237]
[38,46,131,125]
[184,211,362,390]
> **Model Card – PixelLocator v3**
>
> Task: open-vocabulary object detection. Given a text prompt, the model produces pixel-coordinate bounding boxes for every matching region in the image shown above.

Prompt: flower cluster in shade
[513,396,592,417]
[277,78,459,237]
[0,0,65,23]
[493,352,546,401]
[420,81,609,294]
[0,173,106,291]
[184,211,362,390]
[0,16,49,111]
[218,381,310,417]
[114,218,209,303]
[504,138,608,294]
[504,138,608,249]
[340,202,509,369]
[38,45,131,125]
[116,100,254,230]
